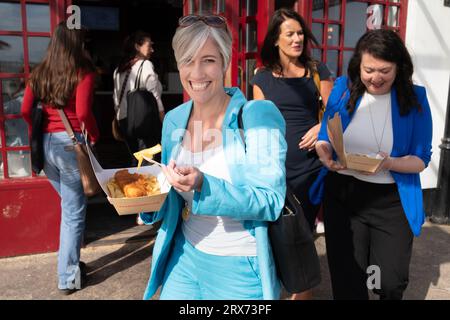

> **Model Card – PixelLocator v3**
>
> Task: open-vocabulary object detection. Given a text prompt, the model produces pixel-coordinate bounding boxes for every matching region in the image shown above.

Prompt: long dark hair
[260,8,318,76]
[117,31,152,72]
[347,29,420,115]
[29,21,95,108]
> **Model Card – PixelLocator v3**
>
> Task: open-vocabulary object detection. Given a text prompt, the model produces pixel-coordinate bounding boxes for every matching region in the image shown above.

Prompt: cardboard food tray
[85,143,171,215]
[327,113,383,173]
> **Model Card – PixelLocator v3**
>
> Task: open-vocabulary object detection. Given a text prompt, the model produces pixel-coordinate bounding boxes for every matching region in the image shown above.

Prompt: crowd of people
[21,8,432,300]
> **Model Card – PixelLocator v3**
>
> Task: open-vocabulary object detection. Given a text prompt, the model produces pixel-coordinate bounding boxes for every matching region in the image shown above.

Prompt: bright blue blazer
[142,87,287,299]
[310,76,433,236]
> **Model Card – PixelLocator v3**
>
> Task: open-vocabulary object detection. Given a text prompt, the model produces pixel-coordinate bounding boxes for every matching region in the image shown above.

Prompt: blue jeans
[43,132,87,290]
[160,228,263,300]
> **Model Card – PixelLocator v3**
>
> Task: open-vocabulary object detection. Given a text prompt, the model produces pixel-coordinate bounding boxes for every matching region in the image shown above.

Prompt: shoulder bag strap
[117,69,131,109]
[134,60,146,90]
[57,109,80,145]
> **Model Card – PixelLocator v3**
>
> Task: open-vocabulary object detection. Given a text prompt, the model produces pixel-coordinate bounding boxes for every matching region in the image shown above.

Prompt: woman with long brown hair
[21,21,99,295]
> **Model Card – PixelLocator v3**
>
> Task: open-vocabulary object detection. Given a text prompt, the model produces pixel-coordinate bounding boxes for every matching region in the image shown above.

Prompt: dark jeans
[119,118,161,166]
[323,172,414,300]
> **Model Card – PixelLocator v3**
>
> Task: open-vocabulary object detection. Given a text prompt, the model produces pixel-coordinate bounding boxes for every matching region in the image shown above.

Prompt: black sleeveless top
[251,62,331,190]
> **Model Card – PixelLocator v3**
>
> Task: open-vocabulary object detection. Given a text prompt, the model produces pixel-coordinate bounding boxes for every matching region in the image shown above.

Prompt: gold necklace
[367,97,390,153]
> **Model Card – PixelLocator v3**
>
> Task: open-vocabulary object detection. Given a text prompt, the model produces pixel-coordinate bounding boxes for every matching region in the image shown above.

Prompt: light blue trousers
[43,132,86,290]
[160,228,263,300]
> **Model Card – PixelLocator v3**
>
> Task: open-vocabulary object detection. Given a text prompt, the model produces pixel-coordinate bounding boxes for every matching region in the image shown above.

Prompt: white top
[113,59,164,120]
[176,145,257,256]
[338,91,395,184]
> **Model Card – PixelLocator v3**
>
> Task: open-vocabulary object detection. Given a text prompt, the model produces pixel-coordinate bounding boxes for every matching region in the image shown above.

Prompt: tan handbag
[112,117,125,141]
[58,109,102,197]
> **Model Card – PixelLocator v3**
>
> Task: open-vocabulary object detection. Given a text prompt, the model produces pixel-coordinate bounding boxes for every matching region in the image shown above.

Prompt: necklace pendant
[182,206,190,221]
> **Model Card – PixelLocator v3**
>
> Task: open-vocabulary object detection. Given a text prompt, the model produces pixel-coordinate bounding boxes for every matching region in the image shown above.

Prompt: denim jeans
[43,132,87,290]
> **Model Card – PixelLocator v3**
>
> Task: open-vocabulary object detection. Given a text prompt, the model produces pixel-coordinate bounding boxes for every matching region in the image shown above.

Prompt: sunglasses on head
[178,14,227,28]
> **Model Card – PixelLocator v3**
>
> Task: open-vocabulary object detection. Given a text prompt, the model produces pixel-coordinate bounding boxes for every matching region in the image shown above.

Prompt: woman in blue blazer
[140,15,287,300]
[312,29,432,300]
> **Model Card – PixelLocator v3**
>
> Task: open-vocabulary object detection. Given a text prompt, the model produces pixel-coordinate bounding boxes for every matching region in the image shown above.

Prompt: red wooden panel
[0,179,61,257]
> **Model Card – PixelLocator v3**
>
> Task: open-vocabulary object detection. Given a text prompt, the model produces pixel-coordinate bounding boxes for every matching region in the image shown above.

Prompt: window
[308,0,407,77]
[0,0,52,179]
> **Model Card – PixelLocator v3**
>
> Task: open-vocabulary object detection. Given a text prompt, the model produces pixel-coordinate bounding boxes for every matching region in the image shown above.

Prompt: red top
[21,72,100,144]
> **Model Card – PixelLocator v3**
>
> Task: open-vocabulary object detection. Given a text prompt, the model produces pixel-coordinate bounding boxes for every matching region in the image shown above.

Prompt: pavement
[0,220,449,300]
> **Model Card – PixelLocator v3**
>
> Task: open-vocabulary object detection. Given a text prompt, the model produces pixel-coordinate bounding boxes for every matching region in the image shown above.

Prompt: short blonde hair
[172,21,232,72]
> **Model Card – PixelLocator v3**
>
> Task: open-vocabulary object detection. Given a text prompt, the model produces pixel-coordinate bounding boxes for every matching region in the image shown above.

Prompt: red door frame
[298,0,408,77]
[0,0,70,258]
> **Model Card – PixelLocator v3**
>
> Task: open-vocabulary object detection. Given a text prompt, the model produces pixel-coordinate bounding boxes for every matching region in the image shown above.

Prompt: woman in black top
[252,8,333,300]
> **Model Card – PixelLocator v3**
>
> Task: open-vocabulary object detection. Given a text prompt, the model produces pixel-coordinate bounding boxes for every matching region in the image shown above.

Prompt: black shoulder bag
[126,60,162,141]
[30,100,44,174]
[237,107,321,293]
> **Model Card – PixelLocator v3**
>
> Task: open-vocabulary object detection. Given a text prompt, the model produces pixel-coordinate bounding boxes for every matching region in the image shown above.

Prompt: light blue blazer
[142,87,287,299]
[310,76,433,236]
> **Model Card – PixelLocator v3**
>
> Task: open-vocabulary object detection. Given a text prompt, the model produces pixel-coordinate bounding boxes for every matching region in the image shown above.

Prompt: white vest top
[176,145,257,256]
[338,91,395,184]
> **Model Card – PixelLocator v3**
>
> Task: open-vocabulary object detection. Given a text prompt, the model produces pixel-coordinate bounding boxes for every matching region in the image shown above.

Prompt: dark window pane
[26,4,50,32]
[246,59,256,100]
[5,118,29,147]
[342,50,354,76]
[2,78,25,115]
[246,21,257,52]
[0,3,22,31]
[312,48,322,61]
[312,23,323,44]
[247,0,257,16]
[328,1,341,20]
[326,50,339,77]
[344,2,367,47]
[0,36,24,73]
[312,0,324,19]
[28,37,50,68]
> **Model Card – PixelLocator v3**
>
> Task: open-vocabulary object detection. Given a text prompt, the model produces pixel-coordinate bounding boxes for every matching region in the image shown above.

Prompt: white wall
[405,0,450,189]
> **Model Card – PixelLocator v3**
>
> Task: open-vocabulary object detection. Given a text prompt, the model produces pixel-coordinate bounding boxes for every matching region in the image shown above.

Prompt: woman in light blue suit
[312,29,432,300]
[140,14,287,300]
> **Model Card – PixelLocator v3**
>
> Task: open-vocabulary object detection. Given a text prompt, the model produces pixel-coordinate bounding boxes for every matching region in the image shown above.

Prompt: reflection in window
[26,4,50,32]
[246,21,257,52]
[28,37,50,68]
[326,50,339,77]
[2,78,25,115]
[0,36,24,73]
[0,3,22,31]
[344,2,367,48]
[327,24,340,46]
[5,118,29,147]
[8,151,32,178]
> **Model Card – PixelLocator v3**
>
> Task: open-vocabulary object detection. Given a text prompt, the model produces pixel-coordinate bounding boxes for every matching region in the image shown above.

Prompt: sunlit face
[276,18,304,60]
[360,52,397,95]
[136,38,154,59]
[179,37,225,106]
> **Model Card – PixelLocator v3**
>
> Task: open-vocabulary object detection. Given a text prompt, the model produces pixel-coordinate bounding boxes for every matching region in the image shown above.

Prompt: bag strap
[237,106,246,151]
[117,68,131,109]
[57,109,81,145]
[134,60,146,90]
[311,63,325,119]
